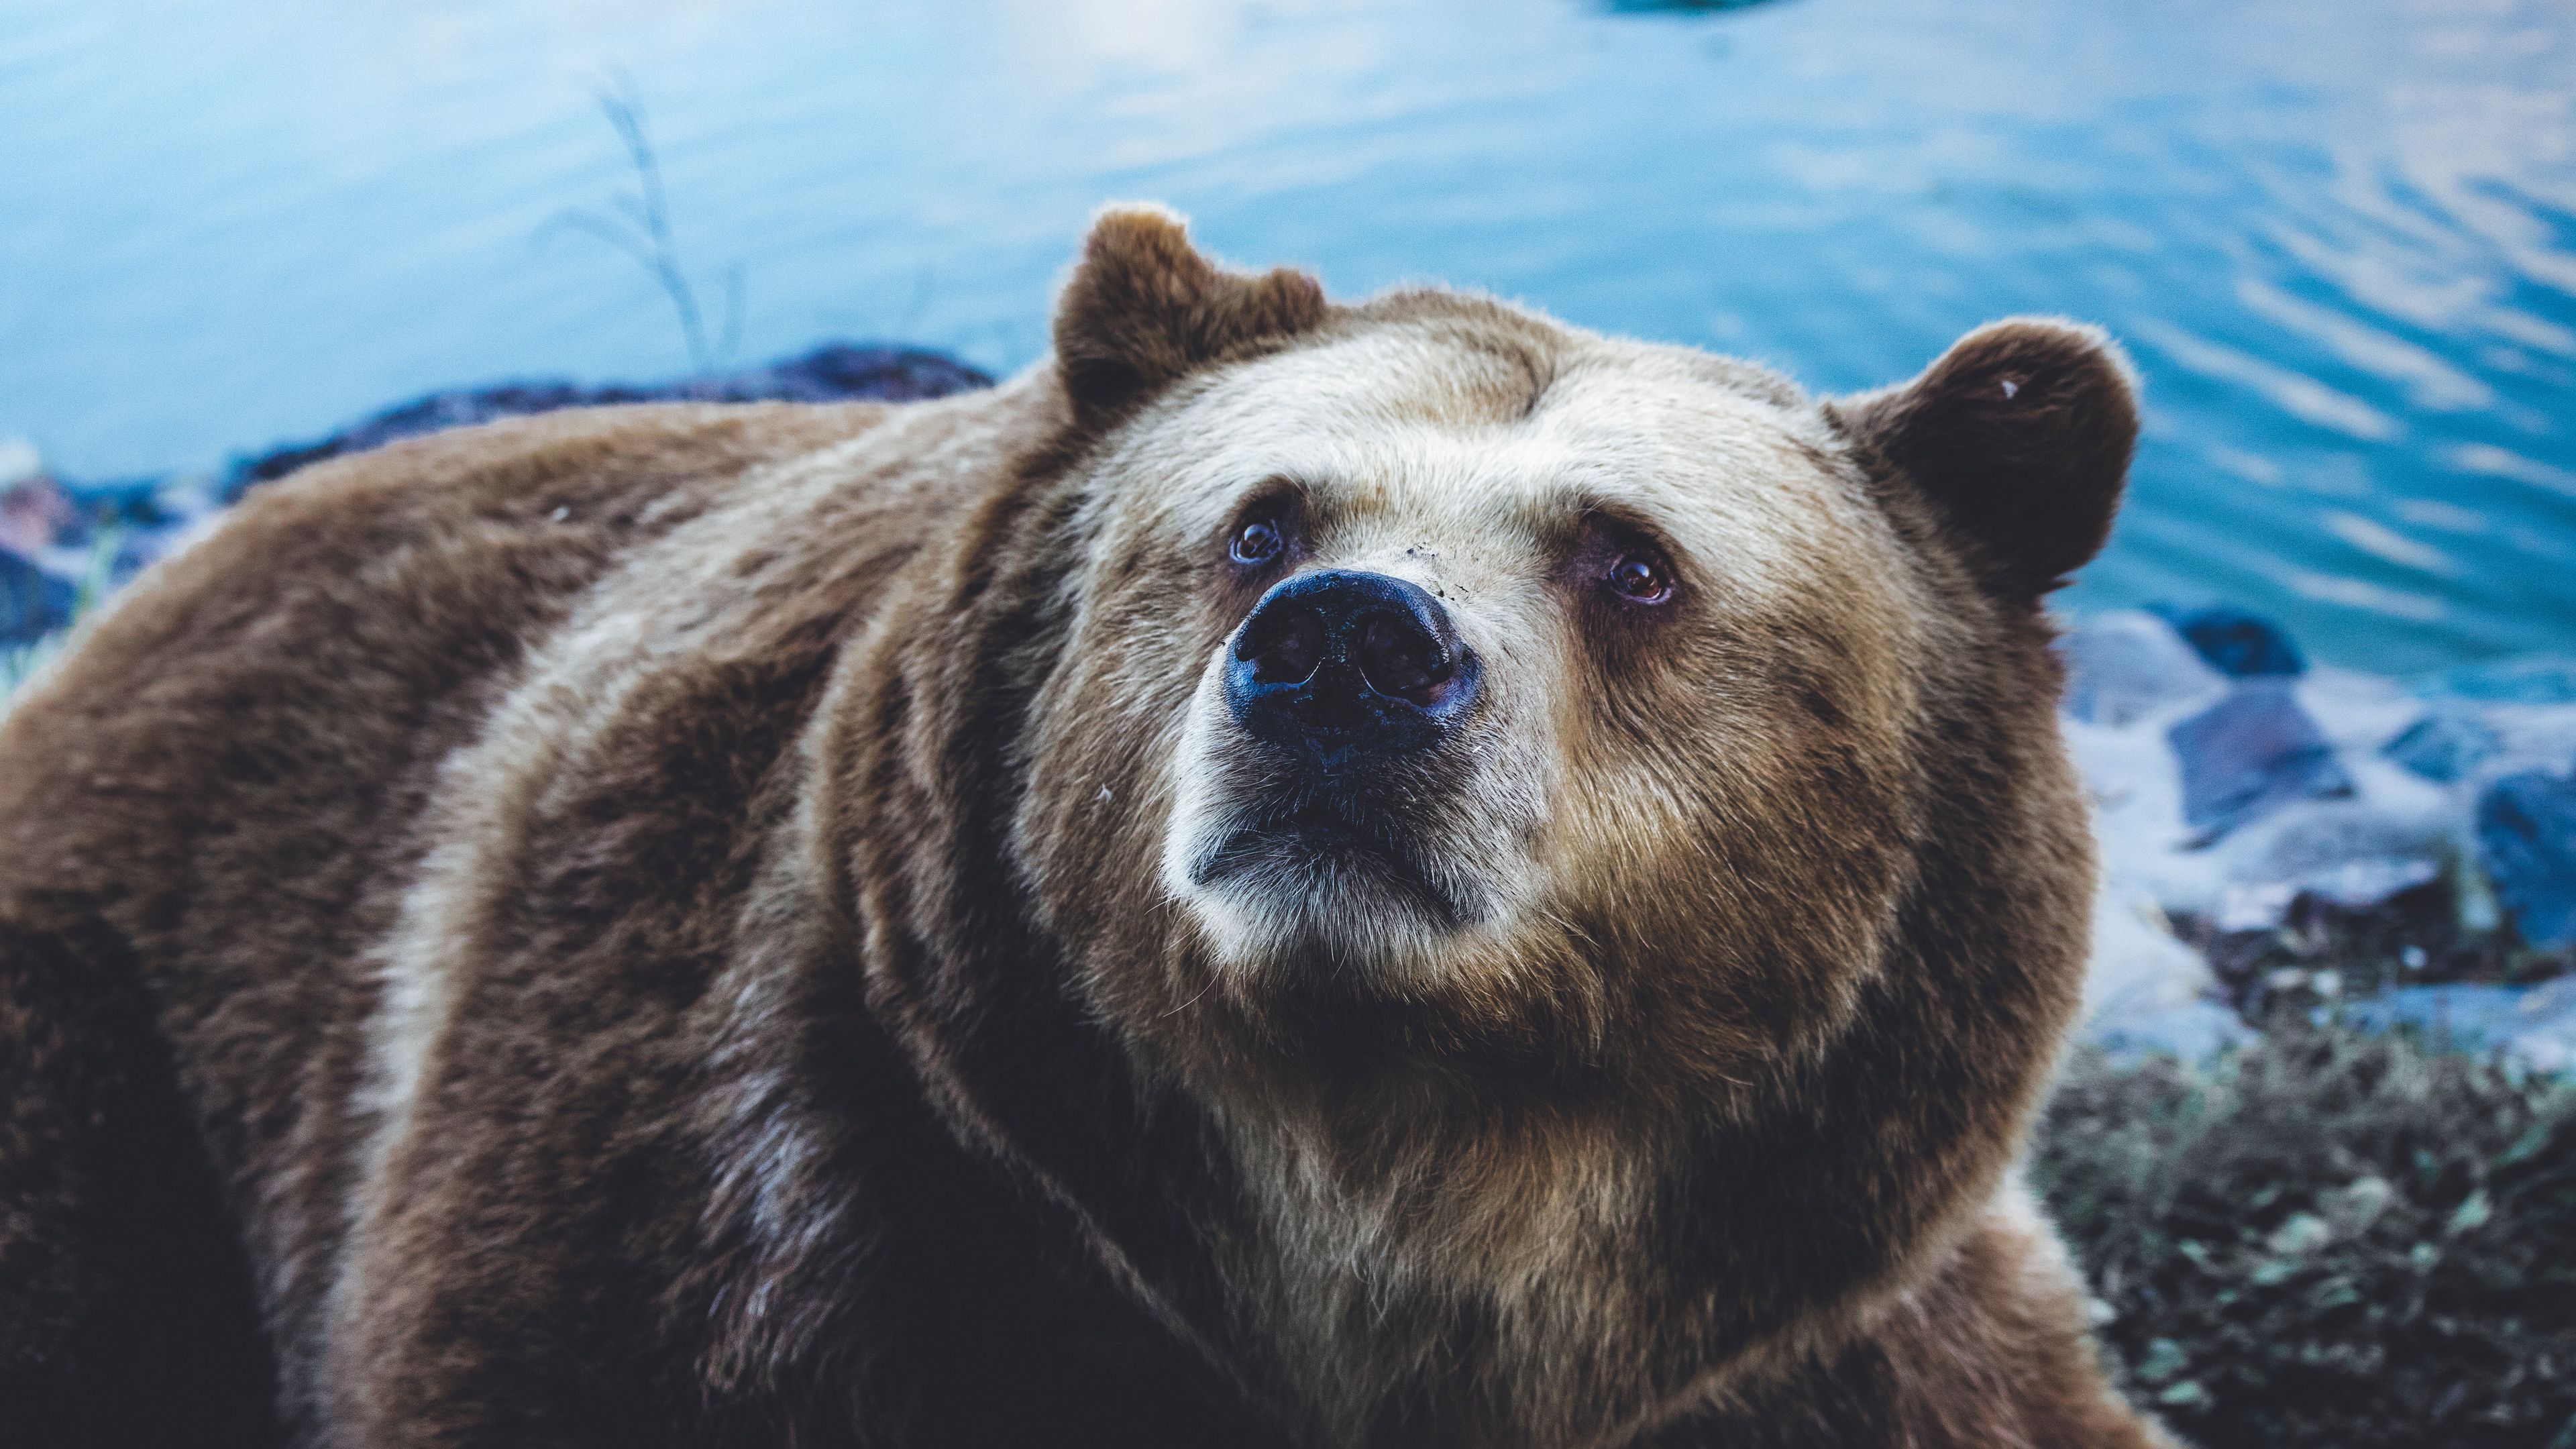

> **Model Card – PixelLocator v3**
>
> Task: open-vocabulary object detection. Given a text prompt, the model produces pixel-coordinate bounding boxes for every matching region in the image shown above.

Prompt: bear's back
[0,396,938,1430]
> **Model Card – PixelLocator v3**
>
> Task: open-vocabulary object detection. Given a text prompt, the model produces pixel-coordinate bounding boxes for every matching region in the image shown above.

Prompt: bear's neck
[1191,1091,1746,1449]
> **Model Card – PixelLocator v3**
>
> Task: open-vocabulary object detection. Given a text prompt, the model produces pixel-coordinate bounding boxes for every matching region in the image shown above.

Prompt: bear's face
[1016,209,2133,1122]
[1146,325,1932,1046]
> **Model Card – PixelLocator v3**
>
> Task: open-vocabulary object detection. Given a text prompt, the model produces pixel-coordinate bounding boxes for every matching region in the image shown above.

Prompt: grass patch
[2035,1024,2576,1448]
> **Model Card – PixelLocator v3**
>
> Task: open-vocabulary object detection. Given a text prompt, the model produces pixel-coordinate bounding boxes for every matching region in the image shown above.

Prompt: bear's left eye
[1229,517,1287,567]
[1606,551,1675,604]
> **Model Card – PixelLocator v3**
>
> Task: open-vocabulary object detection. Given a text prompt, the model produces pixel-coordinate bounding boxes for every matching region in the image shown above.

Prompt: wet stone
[2151,603,2307,679]
[0,546,75,646]
[2058,610,2226,726]
[2383,705,2502,784]
[2476,771,2576,951]
[2169,681,2354,843]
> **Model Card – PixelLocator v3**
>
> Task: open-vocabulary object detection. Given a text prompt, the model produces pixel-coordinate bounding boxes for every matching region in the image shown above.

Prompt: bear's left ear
[1829,319,2138,600]
[1052,205,1330,429]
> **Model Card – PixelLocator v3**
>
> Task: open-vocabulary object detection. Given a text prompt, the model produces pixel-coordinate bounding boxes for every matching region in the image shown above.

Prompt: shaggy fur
[0,207,2171,1448]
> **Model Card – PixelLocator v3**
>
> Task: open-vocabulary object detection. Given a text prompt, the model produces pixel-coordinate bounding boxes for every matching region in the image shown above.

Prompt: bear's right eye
[1229,517,1286,567]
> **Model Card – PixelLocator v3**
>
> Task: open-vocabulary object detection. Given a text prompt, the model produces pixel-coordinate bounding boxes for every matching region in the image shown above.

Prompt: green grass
[2034,1025,2576,1448]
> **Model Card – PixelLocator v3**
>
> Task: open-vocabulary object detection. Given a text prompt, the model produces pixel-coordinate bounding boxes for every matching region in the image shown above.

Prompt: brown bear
[0,207,2176,1448]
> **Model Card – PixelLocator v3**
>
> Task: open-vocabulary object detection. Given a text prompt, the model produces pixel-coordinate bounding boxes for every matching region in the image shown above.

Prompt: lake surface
[4,0,2572,672]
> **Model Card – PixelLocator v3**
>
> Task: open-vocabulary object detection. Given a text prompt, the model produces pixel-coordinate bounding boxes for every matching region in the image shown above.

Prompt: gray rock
[2086,1000,2255,1060]
[2475,771,2576,950]
[2341,979,2576,1071]
[2149,603,2306,678]
[2085,884,2219,1018]
[0,546,75,647]
[2057,610,2226,726]
[2383,704,2501,784]
[2169,681,2355,843]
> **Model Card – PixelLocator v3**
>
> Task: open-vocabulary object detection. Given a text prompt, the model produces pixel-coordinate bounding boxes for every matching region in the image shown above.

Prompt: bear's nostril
[1356,613,1448,704]
[1238,607,1324,686]
[1223,570,1481,766]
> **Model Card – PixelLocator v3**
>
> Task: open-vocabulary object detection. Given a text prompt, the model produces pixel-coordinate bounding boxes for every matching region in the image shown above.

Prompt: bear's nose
[1225,570,1482,767]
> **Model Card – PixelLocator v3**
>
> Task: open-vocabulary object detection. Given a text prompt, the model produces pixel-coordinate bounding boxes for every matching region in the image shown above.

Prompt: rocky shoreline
[8,346,2573,1067]
[2065,606,2576,1067]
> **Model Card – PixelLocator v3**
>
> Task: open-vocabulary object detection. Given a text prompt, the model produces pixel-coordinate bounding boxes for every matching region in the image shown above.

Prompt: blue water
[5,0,2573,674]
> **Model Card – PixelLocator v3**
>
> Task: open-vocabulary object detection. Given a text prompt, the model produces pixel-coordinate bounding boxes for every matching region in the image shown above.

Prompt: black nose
[1225,570,1483,767]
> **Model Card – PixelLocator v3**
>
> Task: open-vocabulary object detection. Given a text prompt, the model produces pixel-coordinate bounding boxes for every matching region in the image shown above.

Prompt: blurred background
[5,0,2572,673]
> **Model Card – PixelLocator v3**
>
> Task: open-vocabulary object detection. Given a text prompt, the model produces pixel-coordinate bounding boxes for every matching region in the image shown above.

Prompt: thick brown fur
[0,208,2174,1448]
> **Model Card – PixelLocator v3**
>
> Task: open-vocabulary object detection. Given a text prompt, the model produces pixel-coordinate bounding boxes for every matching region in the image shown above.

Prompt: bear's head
[870,207,2135,1437]
[1015,209,2129,1116]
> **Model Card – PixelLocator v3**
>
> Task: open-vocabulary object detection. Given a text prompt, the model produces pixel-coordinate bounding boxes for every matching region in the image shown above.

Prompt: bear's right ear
[1052,205,1330,429]
[1829,319,2139,602]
